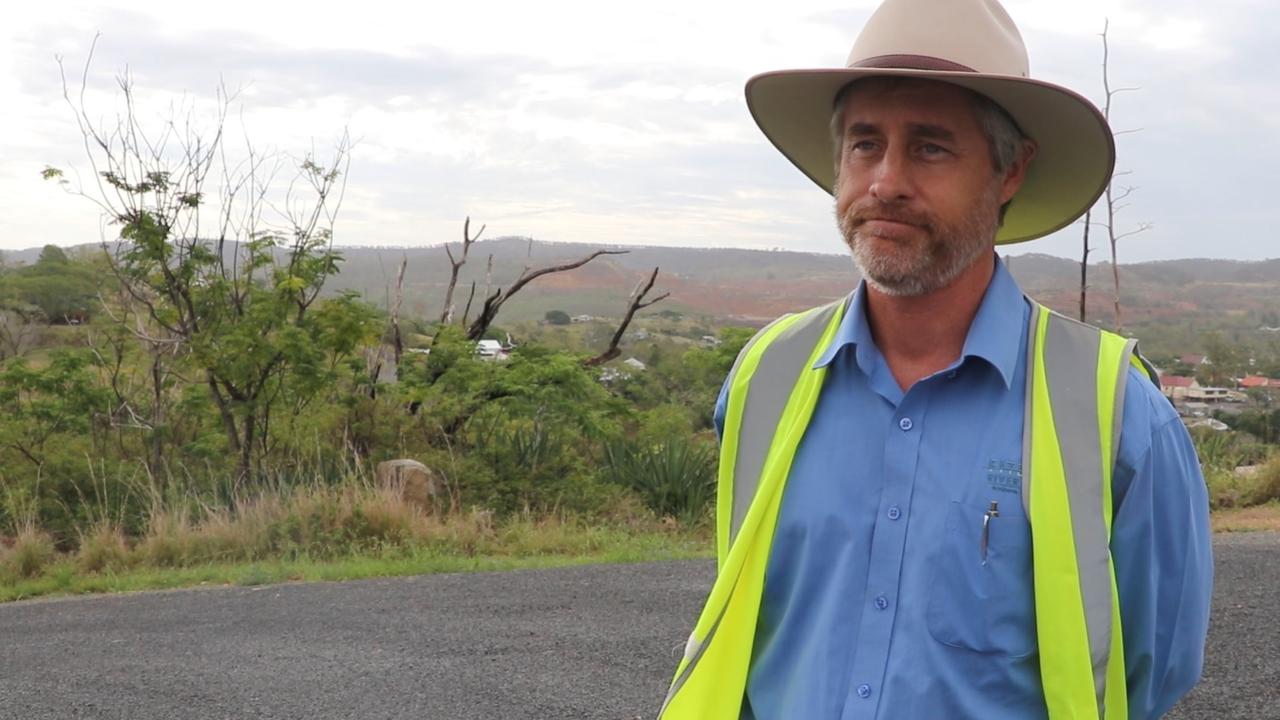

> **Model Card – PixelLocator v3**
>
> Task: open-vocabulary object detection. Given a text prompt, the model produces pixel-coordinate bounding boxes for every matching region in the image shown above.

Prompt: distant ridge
[6,240,1278,335]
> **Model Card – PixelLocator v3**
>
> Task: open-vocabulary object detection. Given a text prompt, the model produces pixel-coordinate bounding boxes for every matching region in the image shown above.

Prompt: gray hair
[829,79,1029,220]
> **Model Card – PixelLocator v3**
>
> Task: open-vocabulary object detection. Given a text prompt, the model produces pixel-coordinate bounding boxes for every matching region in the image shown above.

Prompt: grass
[0,527,710,603]
[4,456,1278,604]
[1204,453,1280,510]
[0,482,711,603]
[1211,501,1280,533]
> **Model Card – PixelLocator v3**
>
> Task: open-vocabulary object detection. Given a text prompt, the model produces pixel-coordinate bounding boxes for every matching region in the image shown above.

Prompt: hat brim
[745,68,1116,244]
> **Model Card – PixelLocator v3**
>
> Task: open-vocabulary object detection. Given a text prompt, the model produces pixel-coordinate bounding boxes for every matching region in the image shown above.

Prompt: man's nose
[869,147,912,203]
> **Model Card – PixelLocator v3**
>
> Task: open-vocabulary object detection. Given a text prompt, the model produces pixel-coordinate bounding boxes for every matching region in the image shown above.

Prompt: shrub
[1,527,57,578]
[604,436,716,524]
[76,522,131,574]
[1243,454,1280,507]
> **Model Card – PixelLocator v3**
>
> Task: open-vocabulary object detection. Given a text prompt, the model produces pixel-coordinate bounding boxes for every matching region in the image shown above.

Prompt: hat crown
[846,0,1029,77]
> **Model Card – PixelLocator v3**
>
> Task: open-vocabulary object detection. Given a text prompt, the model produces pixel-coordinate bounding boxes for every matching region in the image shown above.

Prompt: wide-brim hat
[745,0,1115,244]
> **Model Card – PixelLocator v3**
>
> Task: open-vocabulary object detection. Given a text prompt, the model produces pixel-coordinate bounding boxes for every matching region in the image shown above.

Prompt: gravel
[0,533,1274,719]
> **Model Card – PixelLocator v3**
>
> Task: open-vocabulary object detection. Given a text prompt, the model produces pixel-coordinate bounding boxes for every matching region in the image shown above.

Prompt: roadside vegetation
[3,62,1278,603]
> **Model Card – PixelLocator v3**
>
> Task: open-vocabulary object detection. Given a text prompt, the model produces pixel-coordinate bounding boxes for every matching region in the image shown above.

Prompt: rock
[376,459,445,512]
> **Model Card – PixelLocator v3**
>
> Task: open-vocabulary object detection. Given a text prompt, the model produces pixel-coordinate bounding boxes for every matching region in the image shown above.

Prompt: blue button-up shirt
[714,258,1213,720]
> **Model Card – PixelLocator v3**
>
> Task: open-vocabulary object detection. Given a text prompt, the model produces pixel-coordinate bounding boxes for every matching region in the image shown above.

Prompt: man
[658,1,1212,719]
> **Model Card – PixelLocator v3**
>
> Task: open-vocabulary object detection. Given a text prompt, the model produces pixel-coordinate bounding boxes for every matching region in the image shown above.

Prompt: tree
[1094,20,1152,332]
[440,217,484,325]
[585,267,669,367]
[544,310,571,326]
[37,245,69,265]
[48,43,364,483]
[1198,332,1243,387]
[463,241,627,341]
[0,352,108,470]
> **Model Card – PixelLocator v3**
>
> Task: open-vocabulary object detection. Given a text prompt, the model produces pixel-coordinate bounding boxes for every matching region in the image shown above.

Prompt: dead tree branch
[465,249,629,341]
[585,267,669,367]
[439,217,484,325]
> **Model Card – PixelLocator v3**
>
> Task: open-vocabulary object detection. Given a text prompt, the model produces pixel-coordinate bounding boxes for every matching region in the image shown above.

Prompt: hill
[7,240,1279,357]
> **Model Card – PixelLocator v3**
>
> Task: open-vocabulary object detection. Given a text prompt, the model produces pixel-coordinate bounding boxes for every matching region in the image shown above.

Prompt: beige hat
[745,0,1114,244]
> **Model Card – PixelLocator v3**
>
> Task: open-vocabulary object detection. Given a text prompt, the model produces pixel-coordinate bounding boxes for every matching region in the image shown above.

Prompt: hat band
[850,54,976,72]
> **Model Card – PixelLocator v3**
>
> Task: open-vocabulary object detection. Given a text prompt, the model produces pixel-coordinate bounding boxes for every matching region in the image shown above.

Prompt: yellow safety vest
[659,296,1154,720]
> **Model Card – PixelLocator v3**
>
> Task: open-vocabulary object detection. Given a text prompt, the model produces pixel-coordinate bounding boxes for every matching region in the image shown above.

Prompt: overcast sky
[1,0,1274,262]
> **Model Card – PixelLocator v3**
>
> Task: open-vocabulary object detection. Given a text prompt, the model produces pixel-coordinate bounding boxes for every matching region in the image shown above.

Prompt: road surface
[0,533,1275,719]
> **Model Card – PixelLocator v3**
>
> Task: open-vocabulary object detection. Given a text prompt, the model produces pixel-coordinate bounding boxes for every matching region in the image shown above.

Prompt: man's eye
[920,143,949,156]
[849,140,878,154]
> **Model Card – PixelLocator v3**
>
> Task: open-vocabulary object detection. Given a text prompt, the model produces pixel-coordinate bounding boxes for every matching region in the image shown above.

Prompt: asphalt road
[0,533,1275,720]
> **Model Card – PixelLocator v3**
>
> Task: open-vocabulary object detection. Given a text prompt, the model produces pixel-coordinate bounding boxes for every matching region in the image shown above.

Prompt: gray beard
[836,188,1001,298]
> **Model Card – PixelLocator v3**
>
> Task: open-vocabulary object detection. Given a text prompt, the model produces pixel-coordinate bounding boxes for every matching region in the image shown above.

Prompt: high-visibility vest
[659,295,1156,720]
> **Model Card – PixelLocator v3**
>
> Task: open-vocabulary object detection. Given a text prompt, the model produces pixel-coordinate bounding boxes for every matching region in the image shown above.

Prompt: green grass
[0,527,711,603]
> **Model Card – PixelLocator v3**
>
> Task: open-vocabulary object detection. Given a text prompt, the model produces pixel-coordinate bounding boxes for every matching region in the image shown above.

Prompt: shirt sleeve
[1111,368,1214,719]
[713,374,731,443]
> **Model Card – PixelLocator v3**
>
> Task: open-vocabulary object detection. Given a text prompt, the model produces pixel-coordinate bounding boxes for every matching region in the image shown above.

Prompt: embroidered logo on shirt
[986,460,1021,494]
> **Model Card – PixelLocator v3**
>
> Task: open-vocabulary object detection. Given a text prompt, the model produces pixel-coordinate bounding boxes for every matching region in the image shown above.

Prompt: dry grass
[76,522,131,574]
[1205,453,1280,510]
[1,482,687,585]
[0,526,57,580]
[1212,502,1280,533]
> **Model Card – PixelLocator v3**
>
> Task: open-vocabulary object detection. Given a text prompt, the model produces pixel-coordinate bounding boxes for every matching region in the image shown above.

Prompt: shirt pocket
[926,498,1036,658]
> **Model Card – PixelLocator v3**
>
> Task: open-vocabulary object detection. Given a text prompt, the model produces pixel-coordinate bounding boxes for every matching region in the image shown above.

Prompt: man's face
[833,78,1024,297]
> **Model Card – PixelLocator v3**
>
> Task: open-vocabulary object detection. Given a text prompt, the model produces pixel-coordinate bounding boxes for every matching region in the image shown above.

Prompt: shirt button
[947,370,957,379]
[874,594,889,610]
[887,505,901,520]
[898,417,913,431]
[857,683,872,699]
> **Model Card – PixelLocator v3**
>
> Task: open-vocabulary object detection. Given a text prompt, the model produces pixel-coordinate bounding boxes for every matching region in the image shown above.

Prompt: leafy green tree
[0,246,97,324]
[48,63,359,482]
[37,245,68,265]
[0,352,109,469]
[1198,332,1244,387]
[545,309,571,326]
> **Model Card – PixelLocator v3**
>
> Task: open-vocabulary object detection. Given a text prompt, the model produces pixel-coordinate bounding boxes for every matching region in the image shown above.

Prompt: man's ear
[1000,139,1038,204]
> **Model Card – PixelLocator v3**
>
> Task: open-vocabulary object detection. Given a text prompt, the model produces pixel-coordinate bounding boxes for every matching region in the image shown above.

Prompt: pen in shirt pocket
[980,500,999,565]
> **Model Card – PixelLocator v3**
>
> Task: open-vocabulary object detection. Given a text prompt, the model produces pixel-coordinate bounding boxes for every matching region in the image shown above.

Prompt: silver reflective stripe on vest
[1021,302,1039,514]
[658,610,726,717]
[726,300,845,547]
[1112,338,1141,457]
[1026,308,1120,718]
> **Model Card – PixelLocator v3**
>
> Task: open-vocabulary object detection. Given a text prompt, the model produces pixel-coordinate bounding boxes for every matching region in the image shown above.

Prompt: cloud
[4,0,1279,262]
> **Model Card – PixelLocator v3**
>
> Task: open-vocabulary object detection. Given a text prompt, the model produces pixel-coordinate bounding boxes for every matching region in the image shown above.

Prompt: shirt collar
[813,255,1027,389]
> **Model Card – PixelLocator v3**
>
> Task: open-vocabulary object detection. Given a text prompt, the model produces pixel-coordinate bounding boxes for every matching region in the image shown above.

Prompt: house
[1186,386,1232,403]
[1179,353,1209,367]
[475,339,509,361]
[1240,375,1277,389]
[623,357,646,371]
[1159,375,1198,401]
[700,335,722,347]
[599,367,630,384]
[1186,417,1230,432]
[571,314,594,324]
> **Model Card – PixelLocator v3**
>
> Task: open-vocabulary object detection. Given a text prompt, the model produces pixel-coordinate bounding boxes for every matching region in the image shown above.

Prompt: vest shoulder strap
[1025,301,1133,720]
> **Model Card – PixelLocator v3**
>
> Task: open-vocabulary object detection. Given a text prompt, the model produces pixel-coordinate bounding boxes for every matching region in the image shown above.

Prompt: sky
[1,0,1275,262]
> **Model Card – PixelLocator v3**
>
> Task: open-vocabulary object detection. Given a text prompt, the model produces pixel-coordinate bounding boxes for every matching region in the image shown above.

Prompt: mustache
[843,201,934,231]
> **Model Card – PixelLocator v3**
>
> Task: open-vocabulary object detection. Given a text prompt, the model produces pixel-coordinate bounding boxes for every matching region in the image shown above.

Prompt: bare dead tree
[365,254,408,395]
[1097,19,1152,333]
[465,249,629,341]
[585,267,669,367]
[390,255,408,367]
[439,217,484,324]
[1079,207,1092,321]
[461,280,477,329]
[0,306,44,361]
